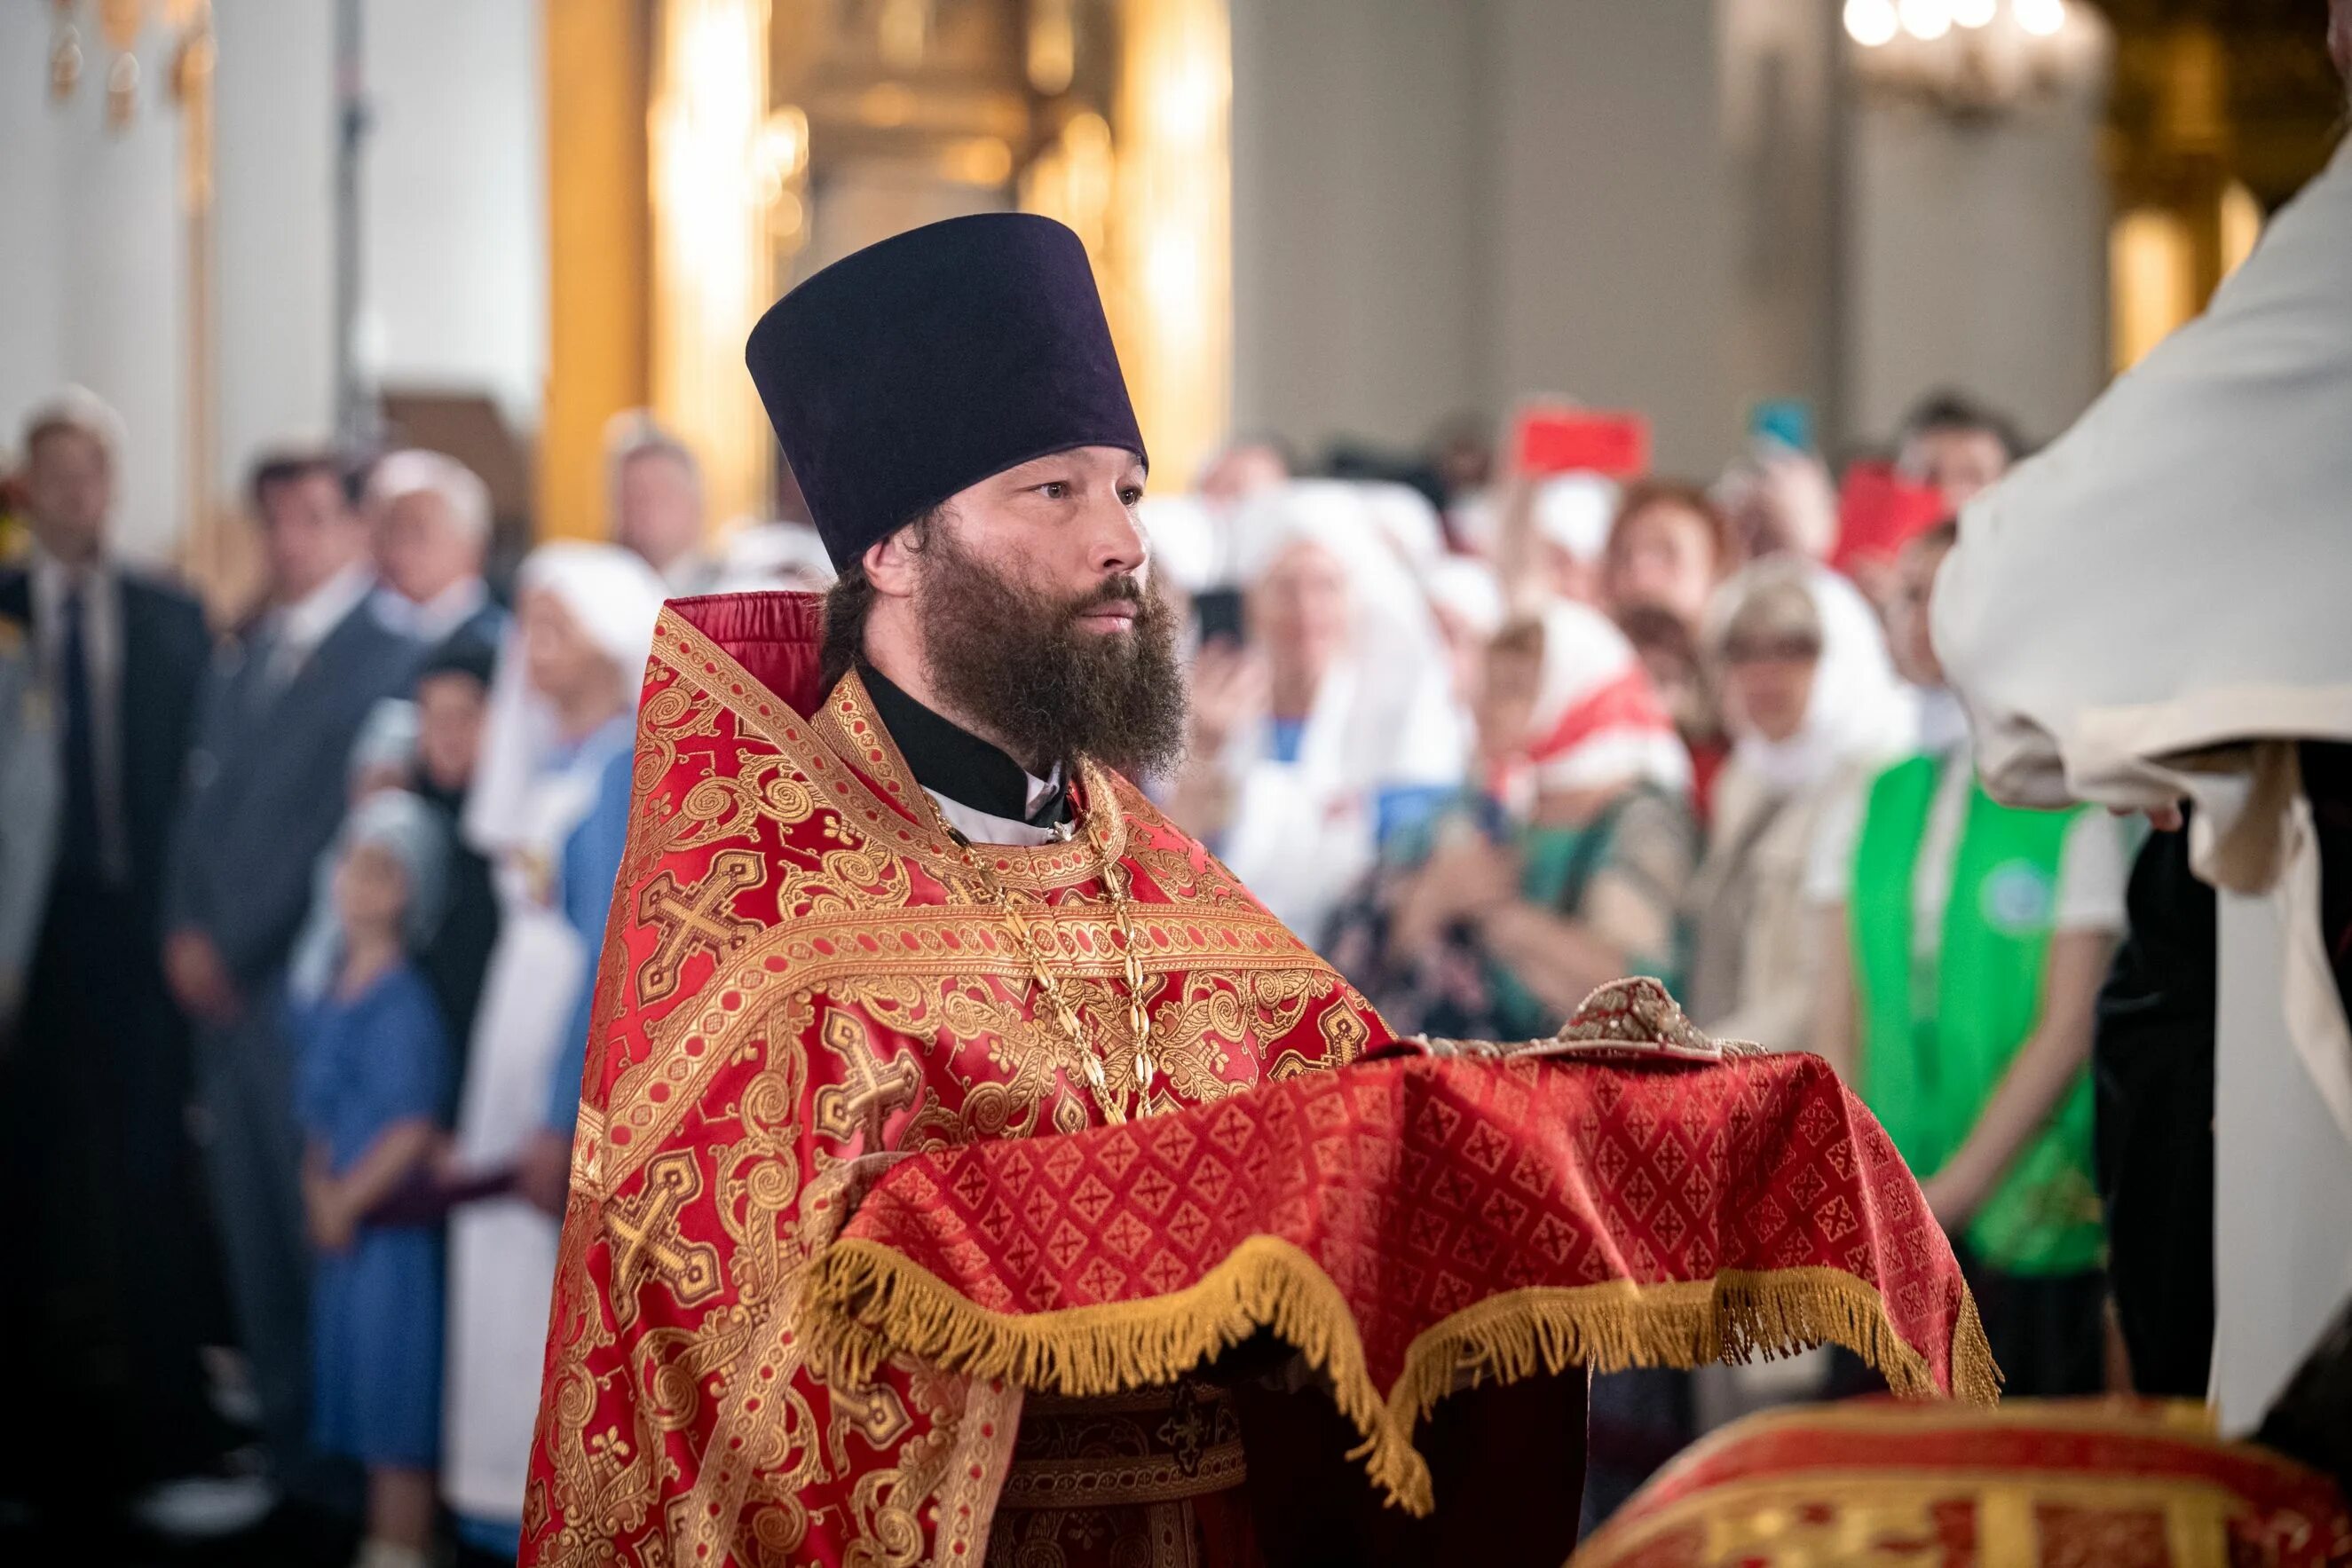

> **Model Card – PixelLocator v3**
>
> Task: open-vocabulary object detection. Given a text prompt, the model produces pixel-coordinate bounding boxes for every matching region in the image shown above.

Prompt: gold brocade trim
[800,1234,2001,1518]
[1577,1469,2250,1568]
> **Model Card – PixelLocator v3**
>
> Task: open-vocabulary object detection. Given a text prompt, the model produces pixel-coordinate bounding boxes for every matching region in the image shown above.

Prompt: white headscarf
[1136,493,1223,597]
[1522,600,1691,798]
[714,520,833,591]
[464,541,667,858]
[1358,483,1448,573]
[1532,473,1621,565]
[1425,555,1505,640]
[343,788,453,950]
[1704,558,1914,793]
[1229,480,1464,787]
[1219,483,1466,941]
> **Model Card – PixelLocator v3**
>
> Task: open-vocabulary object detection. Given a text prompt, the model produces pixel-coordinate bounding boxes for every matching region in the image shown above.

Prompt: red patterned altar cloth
[1574,1399,2352,1567]
[803,1049,1998,1515]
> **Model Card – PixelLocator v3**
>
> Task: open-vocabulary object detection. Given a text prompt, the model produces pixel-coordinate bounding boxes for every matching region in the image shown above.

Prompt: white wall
[1,6,187,562]
[359,0,547,430]
[1231,0,1742,477]
[213,0,338,487]
[1229,0,2111,475]
[1844,89,2111,447]
[4,0,546,565]
[1228,0,1485,459]
[1484,0,1736,477]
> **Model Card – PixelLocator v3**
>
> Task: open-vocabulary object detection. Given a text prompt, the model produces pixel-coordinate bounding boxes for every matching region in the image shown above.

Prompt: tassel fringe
[801,1235,2001,1517]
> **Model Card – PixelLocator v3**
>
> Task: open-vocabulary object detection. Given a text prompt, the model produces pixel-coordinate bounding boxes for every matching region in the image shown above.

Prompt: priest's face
[894,445,1187,776]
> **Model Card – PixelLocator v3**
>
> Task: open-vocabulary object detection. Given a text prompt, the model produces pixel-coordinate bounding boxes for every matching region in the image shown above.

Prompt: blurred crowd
[1139,398,2125,1523]
[0,402,834,1567]
[0,380,2132,1562]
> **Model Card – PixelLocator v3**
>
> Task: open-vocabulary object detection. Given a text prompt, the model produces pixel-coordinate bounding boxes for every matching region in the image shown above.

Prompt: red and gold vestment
[519,594,1384,1568]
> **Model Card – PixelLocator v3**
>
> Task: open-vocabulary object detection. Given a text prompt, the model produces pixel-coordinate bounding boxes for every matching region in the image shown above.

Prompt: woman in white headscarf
[441,541,665,1558]
[1164,481,1466,947]
[1682,559,1913,1051]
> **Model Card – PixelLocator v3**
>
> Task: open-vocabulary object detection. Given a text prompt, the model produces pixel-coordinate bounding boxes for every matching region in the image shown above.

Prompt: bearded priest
[515,215,1412,1568]
[516,217,1978,1568]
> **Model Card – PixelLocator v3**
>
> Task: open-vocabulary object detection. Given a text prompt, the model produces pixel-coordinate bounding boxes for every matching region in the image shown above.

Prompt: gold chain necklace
[948,792,1159,1125]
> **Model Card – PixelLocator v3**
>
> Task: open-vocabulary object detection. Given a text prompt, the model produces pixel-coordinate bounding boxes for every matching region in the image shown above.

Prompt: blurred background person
[164,449,421,1509]
[1424,552,1506,716]
[441,542,663,1564]
[1164,481,1463,947]
[290,791,454,1568]
[1599,479,1741,636]
[1716,447,1839,563]
[604,412,716,595]
[281,699,423,1007]
[1612,603,1726,823]
[1194,434,1290,514]
[1894,389,2024,512]
[1807,523,2124,1398]
[1330,600,1694,1042]
[0,596,57,1043]
[410,635,503,1090]
[1682,558,1909,1051]
[367,450,506,648]
[0,390,233,1540]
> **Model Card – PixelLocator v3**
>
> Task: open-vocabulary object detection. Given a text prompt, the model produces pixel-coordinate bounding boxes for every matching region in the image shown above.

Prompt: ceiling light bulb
[1899,0,1953,42]
[1952,0,1996,27]
[1844,0,1899,47]
[2014,0,2066,37]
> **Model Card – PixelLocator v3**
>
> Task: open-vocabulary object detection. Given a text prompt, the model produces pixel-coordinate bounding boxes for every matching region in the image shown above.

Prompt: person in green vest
[1808,521,2128,1397]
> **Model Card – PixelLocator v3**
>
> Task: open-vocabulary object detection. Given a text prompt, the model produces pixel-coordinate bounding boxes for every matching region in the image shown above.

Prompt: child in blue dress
[290,790,454,1568]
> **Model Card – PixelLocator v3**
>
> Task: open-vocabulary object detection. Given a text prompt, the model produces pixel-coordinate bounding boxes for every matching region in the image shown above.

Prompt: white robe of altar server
[1931,134,2352,1434]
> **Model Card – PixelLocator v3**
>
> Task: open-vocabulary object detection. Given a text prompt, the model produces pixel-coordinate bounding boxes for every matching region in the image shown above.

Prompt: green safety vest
[1850,754,2104,1276]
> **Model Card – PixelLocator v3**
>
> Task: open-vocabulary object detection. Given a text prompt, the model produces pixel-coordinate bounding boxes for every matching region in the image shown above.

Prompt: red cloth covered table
[1575,1399,2352,1566]
[802,1047,1996,1515]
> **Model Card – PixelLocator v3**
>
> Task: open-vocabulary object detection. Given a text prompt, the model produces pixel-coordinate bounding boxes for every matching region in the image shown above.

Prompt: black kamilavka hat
[746,213,1147,570]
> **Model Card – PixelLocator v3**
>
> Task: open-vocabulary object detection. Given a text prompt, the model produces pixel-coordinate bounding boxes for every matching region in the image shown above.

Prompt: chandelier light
[1846,0,2104,119]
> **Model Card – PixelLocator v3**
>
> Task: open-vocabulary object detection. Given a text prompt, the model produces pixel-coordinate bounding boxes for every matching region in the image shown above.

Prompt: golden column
[1109,0,1232,494]
[650,0,785,532]
[541,0,653,540]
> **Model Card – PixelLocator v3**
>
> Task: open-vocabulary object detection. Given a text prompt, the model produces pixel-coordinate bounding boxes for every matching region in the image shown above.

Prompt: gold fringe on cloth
[801,1233,2001,1517]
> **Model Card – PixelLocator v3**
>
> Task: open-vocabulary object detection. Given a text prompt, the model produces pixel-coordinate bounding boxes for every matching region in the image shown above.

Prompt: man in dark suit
[0,391,230,1530]
[164,450,421,1498]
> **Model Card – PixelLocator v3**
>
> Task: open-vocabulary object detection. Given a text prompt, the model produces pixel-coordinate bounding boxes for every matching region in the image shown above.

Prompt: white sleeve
[2053,809,2130,933]
[1802,778,1864,908]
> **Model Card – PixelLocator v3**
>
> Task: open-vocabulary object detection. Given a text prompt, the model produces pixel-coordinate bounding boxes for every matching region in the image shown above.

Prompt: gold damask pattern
[521,604,1386,1568]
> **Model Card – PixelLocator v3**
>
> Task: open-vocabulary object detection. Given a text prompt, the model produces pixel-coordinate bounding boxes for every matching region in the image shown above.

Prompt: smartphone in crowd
[1193,587,1247,648]
[1746,398,1814,455]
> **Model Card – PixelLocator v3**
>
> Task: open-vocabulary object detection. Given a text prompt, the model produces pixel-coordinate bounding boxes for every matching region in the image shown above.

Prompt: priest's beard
[911,524,1188,779]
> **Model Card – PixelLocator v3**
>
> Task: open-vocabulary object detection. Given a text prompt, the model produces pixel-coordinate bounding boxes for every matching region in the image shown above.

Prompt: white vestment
[1931,135,2352,1431]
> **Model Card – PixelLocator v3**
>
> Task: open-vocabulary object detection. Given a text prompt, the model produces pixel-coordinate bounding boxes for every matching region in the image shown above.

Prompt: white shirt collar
[28,542,111,602]
[376,575,489,642]
[926,785,1070,848]
[275,560,375,657]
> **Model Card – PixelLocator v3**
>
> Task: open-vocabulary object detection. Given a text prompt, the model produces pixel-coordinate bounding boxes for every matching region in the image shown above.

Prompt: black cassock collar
[857,660,1069,830]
